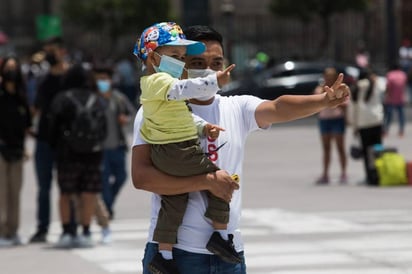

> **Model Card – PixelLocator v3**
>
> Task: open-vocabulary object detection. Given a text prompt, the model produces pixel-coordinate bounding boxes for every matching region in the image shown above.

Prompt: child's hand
[216,64,236,88]
[204,124,225,140]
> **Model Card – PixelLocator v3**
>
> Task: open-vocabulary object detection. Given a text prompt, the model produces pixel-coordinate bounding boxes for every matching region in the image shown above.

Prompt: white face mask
[187,68,216,79]
[187,68,218,101]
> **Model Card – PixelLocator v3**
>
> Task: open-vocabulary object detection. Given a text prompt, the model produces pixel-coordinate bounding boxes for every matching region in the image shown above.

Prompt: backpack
[63,90,107,153]
[375,152,408,186]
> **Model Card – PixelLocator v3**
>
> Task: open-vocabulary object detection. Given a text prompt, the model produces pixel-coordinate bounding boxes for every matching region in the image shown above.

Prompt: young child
[134,22,240,273]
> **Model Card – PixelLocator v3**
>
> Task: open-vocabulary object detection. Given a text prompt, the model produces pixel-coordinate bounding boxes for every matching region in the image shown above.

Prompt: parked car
[220,61,360,100]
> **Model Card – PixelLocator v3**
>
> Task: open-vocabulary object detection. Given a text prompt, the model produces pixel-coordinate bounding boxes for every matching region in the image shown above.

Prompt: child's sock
[159,249,173,260]
[216,229,228,240]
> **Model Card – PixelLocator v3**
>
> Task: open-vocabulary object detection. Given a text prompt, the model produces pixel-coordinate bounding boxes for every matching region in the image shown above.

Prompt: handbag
[350,137,362,160]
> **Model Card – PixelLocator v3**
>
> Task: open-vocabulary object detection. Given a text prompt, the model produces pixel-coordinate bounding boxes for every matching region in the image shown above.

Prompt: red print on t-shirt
[207,136,218,162]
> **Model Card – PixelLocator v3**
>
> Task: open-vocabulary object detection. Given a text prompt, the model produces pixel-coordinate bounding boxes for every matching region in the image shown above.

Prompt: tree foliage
[269,0,369,22]
[269,0,370,58]
[61,0,171,43]
[62,0,171,32]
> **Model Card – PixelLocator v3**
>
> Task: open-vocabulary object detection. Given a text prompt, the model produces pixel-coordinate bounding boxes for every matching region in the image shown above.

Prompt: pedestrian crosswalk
[49,208,412,273]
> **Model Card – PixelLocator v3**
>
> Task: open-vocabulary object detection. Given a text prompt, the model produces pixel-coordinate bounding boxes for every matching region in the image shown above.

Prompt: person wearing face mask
[134,21,239,273]
[30,36,72,244]
[132,25,350,274]
[92,65,135,222]
[0,56,32,247]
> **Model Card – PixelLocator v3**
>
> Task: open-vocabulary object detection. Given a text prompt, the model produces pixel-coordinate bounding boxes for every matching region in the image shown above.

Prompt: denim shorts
[142,242,247,274]
[318,117,346,135]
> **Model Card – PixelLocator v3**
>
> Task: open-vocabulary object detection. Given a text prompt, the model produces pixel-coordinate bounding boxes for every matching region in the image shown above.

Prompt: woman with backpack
[48,64,107,248]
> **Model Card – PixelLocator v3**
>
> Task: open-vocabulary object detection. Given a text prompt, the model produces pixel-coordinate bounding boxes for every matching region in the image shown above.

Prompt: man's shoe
[206,232,242,264]
[148,253,179,274]
[29,231,47,243]
[0,237,13,248]
[75,234,94,248]
[10,235,25,246]
[54,233,73,249]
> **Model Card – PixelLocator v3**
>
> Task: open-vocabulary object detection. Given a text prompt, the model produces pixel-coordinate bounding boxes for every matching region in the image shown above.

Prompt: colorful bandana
[133,22,205,61]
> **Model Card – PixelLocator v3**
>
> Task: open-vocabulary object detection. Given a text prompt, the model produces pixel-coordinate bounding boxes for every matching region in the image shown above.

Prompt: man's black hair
[63,63,93,90]
[184,25,224,49]
[92,64,114,77]
[352,68,375,103]
[43,36,65,48]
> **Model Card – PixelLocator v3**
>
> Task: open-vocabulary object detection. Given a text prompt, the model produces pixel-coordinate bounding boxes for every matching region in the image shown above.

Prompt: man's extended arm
[131,144,238,202]
[255,73,350,128]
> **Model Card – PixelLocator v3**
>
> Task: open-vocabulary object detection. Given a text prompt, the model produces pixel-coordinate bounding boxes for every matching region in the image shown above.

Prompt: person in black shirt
[49,64,107,248]
[30,37,71,243]
[0,56,32,247]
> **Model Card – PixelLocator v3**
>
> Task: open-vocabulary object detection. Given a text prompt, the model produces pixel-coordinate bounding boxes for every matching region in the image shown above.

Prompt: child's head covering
[133,22,205,61]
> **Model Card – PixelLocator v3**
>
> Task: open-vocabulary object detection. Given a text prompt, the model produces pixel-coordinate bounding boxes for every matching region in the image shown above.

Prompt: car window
[269,68,323,78]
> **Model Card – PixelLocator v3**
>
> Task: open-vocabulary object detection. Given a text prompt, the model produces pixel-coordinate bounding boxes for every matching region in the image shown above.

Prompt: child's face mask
[187,68,215,79]
[153,52,186,79]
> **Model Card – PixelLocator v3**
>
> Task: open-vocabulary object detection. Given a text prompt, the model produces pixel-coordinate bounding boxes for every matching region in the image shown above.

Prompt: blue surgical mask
[187,68,216,79]
[153,53,186,78]
[96,79,111,93]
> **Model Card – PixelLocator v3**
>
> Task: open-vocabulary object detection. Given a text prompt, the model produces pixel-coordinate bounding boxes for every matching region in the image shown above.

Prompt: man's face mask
[45,52,58,66]
[187,68,215,79]
[187,68,217,101]
[96,79,111,93]
[153,53,186,79]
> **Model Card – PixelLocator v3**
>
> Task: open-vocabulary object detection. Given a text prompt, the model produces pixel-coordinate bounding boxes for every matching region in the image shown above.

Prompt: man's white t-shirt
[132,94,265,254]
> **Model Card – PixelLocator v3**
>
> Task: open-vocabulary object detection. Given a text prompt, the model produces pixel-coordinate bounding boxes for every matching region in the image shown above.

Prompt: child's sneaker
[148,252,179,274]
[206,232,242,264]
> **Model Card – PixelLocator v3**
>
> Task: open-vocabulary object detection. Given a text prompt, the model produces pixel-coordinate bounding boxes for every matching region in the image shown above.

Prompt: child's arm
[167,65,235,101]
[192,113,225,139]
[193,113,208,136]
[168,74,219,101]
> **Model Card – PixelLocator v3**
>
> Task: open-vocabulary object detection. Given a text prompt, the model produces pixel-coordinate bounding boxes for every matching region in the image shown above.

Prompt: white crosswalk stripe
[48,208,412,273]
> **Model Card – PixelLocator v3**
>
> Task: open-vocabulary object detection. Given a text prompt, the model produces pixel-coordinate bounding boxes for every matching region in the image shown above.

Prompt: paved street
[1,109,412,274]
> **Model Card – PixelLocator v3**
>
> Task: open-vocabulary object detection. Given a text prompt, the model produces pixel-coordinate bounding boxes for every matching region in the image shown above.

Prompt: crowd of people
[0,20,410,274]
[0,37,138,248]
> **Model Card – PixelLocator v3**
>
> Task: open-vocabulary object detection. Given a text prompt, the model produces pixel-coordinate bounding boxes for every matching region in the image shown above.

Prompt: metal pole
[43,0,51,14]
[386,0,398,66]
